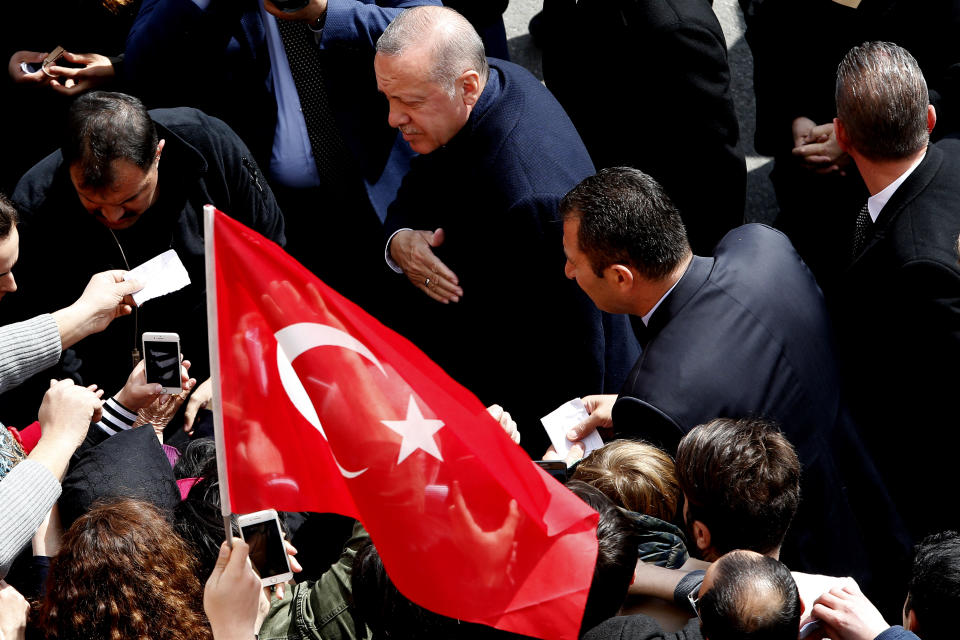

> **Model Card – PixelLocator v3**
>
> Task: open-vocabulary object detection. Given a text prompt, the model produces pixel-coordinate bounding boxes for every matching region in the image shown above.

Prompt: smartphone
[271,0,309,11]
[142,332,182,394]
[237,509,293,587]
[535,460,568,483]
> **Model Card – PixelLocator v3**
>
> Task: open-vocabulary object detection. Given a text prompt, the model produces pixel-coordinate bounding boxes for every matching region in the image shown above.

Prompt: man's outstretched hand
[389,228,463,303]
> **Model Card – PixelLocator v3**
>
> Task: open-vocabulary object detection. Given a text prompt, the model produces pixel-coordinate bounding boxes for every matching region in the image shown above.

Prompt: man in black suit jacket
[540,0,745,255]
[561,167,910,616]
[748,0,960,291]
[832,42,960,541]
[374,7,637,455]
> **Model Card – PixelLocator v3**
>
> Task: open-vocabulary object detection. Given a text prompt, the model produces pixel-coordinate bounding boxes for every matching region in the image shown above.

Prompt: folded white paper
[540,397,603,459]
[124,249,191,306]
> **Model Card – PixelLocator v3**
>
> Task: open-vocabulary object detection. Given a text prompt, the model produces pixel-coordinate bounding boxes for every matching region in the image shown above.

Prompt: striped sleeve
[0,315,62,395]
[95,398,138,436]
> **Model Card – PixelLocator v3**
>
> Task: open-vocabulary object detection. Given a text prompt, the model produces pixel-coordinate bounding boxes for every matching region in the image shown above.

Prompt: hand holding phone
[142,332,182,395]
[237,510,294,587]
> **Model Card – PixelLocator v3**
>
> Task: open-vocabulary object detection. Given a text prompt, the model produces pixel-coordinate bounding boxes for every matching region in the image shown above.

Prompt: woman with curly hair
[33,497,212,640]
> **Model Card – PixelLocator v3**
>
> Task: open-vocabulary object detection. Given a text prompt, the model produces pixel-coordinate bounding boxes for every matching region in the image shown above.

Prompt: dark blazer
[540,0,745,254]
[612,224,910,612]
[834,141,960,541]
[124,0,439,207]
[383,59,639,455]
[3,108,285,423]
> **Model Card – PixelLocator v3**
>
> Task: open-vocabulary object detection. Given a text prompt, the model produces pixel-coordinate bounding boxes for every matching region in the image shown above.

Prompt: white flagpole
[204,204,234,546]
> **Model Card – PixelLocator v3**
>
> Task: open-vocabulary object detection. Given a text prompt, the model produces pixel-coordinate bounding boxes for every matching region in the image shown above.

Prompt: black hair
[698,551,801,640]
[0,193,18,239]
[63,91,159,190]
[559,167,689,280]
[564,480,642,634]
[172,460,239,579]
[676,417,801,556]
[173,438,217,481]
[905,530,960,640]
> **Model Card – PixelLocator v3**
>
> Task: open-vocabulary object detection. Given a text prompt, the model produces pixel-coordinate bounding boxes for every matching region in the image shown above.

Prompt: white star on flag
[381,395,446,464]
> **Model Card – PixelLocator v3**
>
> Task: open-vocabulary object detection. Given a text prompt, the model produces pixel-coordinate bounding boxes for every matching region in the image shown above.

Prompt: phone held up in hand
[237,509,294,587]
[142,332,182,395]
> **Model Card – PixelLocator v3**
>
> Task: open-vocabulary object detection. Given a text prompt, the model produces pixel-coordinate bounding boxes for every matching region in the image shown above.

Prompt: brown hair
[676,417,801,555]
[572,439,680,521]
[34,498,212,640]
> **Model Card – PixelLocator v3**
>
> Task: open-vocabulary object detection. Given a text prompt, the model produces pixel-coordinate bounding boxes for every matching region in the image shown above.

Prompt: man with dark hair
[697,550,802,640]
[809,531,960,640]
[903,531,960,640]
[676,418,800,561]
[125,0,440,314]
[585,550,801,640]
[373,7,635,454]
[561,167,909,608]
[6,91,285,429]
[831,41,960,540]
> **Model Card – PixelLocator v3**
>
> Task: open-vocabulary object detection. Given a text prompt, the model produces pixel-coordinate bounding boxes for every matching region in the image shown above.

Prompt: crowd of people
[0,0,959,639]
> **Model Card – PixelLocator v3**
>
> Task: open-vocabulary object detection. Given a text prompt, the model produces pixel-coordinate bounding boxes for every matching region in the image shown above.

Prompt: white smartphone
[142,332,182,394]
[236,509,293,587]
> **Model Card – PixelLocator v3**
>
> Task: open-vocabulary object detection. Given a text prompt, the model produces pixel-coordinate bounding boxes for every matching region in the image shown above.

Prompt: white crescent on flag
[274,322,387,478]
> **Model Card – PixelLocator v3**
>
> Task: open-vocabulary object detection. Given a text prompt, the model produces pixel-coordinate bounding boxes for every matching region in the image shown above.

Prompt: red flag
[205,207,599,640]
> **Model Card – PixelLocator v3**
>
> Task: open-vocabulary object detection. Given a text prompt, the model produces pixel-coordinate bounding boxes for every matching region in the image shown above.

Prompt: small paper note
[124,249,191,306]
[540,398,603,459]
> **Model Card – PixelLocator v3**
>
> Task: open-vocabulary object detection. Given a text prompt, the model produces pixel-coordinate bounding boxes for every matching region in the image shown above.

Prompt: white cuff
[384,228,413,274]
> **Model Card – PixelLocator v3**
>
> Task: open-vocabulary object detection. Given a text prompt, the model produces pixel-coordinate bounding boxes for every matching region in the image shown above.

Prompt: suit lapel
[855,145,943,262]
[645,256,714,342]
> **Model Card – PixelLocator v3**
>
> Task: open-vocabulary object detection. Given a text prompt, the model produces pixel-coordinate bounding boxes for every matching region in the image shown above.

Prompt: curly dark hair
[34,498,212,640]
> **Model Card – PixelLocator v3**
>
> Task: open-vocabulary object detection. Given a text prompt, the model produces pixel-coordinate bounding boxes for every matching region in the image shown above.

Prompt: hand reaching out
[389,229,462,303]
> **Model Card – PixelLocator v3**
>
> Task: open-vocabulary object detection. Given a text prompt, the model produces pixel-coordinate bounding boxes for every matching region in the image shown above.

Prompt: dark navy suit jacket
[383,59,639,455]
[613,224,910,614]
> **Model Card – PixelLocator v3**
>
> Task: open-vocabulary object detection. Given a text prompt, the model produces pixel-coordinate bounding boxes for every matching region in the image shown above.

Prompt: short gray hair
[836,41,930,160]
[376,6,489,96]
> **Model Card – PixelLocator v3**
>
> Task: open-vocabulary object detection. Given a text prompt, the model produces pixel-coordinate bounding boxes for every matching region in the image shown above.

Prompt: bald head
[698,550,801,640]
[376,6,489,95]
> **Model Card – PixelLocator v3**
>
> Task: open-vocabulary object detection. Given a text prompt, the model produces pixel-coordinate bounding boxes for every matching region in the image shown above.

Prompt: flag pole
[204,204,234,547]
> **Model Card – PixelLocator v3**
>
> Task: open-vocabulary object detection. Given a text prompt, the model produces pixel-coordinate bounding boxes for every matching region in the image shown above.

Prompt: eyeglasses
[687,590,702,621]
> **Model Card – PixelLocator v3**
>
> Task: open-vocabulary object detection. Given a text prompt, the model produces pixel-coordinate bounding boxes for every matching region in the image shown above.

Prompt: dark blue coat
[613,224,911,613]
[383,60,639,454]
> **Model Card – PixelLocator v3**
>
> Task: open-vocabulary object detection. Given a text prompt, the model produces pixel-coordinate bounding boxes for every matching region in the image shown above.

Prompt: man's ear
[607,264,635,290]
[928,103,937,134]
[904,606,919,633]
[691,520,711,553]
[834,118,851,153]
[460,70,482,106]
[155,139,166,164]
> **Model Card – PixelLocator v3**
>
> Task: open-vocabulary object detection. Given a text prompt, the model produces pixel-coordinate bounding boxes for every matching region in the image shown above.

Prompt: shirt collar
[640,276,682,326]
[867,151,926,222]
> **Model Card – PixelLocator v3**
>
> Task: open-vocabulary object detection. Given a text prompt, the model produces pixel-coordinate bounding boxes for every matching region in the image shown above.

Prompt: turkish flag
[205,208,599,640]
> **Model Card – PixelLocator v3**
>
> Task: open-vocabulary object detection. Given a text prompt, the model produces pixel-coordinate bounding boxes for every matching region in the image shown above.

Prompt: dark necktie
[275,18,351,186]
[851,202,873,259]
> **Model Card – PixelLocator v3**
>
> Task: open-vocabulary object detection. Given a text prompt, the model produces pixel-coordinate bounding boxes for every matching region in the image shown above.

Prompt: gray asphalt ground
[501,0,779,224]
